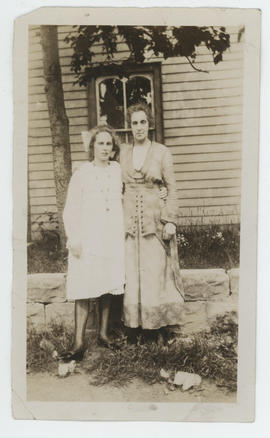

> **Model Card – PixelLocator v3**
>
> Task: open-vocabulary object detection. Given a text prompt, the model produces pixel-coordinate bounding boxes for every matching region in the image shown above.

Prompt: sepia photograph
[12,6,260,422]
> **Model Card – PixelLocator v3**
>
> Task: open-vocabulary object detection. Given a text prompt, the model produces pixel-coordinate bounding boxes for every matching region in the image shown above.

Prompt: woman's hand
[68,242,82,259]
[163,222,176,241]
[159,186,168,199]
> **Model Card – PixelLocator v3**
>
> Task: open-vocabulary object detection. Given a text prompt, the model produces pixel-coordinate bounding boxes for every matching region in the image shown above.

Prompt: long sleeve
[63,169,83,247]
[160,148,178,225]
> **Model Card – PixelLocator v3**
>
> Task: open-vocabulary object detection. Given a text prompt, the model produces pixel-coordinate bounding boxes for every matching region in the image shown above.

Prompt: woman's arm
[63,169,83,255]
[160,147,178,227]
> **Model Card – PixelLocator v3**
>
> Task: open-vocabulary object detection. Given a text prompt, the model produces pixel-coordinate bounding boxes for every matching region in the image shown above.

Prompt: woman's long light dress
[120,142,185,329]
[63,161,125,300]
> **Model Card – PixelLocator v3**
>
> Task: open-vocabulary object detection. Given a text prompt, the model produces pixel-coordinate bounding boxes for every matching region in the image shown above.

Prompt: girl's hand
[68,242,82,258]
[159,186,168,199]
[163,222,176,240]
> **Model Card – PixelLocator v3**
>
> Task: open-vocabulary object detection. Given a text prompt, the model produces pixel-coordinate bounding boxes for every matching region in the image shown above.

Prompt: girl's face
[93,131,114,163]
[130,110,149,144]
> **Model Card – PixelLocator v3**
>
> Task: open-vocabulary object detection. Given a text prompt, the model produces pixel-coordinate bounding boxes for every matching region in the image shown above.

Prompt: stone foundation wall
[27,269,239,334]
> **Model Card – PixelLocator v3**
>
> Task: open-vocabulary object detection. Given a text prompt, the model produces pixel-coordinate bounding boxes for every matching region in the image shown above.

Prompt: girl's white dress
[63,161,125,300]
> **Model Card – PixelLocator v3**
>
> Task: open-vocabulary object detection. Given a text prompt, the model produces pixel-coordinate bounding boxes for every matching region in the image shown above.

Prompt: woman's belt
[125,182,156,190]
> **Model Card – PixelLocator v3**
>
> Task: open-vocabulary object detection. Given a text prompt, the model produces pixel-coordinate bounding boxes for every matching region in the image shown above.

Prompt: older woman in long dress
[61,125,125,360]
[120,102,185,330]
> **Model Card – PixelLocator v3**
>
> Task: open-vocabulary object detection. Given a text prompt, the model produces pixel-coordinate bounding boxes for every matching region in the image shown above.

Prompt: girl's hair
[88,124,120,162]
[127,102,154,128]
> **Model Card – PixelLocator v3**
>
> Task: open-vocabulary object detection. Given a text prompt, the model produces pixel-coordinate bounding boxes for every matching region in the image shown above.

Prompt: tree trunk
[40,26,72,249]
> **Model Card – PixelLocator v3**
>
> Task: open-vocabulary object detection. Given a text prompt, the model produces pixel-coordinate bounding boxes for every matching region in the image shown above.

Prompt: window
[87,63,163,144]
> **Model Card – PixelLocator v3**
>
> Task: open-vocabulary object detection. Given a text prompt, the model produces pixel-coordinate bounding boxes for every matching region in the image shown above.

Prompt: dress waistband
[125,182,157,190]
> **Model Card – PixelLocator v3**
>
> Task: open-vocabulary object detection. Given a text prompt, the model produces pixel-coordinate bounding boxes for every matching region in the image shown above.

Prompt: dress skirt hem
[66,285,125,301]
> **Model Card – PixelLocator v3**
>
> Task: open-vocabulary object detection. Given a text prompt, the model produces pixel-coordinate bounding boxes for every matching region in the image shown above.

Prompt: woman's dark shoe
[59,348,85,362]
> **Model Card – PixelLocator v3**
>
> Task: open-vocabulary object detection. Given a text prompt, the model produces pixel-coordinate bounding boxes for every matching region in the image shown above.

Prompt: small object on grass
[167,383,176,391]
[160,368,170,380]
[173,371,202,391]
[58,362,70,377]
[167,338,176,345]
[39,339,55,353]
[58,360,77,377]
[68,360,77,373]
[52,350,58,359]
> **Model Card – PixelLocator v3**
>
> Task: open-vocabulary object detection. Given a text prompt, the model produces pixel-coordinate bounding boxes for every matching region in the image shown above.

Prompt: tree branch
[185,56,209,73]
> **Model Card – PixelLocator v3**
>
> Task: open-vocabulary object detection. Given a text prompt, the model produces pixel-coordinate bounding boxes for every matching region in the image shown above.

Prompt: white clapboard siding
[163,107,242,119]
[31,205,58,215]
[30,196,57,206]
[166,133,242,146]
[28,25,244,231]
[172,151,241,164]
[161,34,243,224]
[29,124,88,138]
[29,179,56,189]
[30,116,89,129]
[164,115,242,128]
[28,145,53,155]
[175,169,241,181]
[178,178,240,190]
[163,95,242,110]
[162,78,243,93]
[164,124,242,138]
[162,88,242,102]
[28,153,53,163]
[30,187,56,198]
[175,186,241,199]
[174,160,241,172]
[29,171,54,181]
[177,196,240,207]
[29,162,54,172]
[169,143,241,155]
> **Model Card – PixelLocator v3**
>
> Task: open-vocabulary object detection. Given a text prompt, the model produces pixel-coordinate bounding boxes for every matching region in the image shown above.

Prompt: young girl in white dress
[61,125,125,361]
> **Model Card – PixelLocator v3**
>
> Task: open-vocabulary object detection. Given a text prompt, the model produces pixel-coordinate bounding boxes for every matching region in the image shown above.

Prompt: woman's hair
[88,124,120,162]
[127,102,154,128]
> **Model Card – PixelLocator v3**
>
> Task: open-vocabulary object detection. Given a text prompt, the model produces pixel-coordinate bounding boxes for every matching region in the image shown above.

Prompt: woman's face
[93,131,114,163]
[130,110,149,144]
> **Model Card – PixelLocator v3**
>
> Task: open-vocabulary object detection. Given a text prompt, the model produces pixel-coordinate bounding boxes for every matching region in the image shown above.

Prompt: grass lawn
[27,312,238,392]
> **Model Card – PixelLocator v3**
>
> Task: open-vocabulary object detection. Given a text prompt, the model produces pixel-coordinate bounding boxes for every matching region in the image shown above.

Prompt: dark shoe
[59,348,85,362]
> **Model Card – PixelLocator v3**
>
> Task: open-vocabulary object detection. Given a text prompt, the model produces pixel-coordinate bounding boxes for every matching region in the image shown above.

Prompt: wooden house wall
[28,25,243,236]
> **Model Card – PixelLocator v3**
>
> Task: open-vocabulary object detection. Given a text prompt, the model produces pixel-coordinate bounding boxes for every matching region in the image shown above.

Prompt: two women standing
[61,103,184,361]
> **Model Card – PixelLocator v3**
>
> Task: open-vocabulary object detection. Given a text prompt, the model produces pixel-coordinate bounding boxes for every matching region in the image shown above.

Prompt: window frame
[87,62,164,144]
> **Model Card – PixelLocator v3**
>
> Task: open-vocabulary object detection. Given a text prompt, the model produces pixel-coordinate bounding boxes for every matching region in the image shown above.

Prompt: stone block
[180,301,209,334]
[45,302,74,328]
[27,303,45,329]
[27,273,67,304]
[206,296,238,324]
[182,269,230,302]
[228,268,239,296]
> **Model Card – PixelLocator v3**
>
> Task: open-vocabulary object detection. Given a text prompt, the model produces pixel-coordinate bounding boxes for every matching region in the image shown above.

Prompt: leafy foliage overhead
[64,25,230,86]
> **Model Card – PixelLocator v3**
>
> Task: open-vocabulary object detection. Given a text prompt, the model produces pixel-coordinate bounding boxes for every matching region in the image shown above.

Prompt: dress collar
[127,141,154,178]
